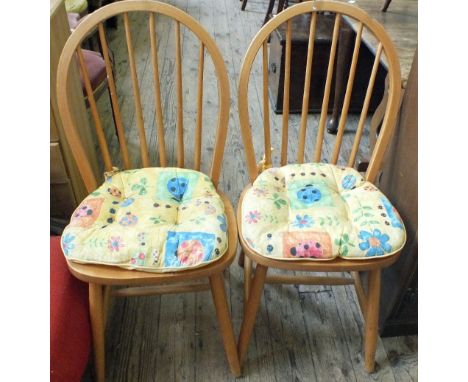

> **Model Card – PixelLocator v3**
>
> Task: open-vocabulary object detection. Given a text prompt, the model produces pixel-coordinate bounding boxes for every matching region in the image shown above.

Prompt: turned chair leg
[89,283,105,382]
[243,255,252,312]
[364,269,381,373]
[209,273,242,377]
[238,264,268,365]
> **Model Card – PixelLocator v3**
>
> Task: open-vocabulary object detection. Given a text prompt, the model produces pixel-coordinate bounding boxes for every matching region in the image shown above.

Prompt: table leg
[381,0,392,12]
[276,0,286,14]
[263,0,276,25]
[241,0,248,11]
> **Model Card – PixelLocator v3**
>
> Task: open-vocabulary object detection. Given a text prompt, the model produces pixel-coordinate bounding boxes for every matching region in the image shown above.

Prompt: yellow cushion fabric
[61,168,228,272]
[241,163,406,260]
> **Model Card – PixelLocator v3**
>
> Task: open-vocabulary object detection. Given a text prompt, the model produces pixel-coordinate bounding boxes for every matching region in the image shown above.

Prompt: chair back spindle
[314,13,341,162]
[348,42,383,167]
[123,12,150,168]
[148,13,167,167]
[175,20,184,168]
[194,43,205,171]
[331,22,363,164]
[98,22,132,169]
[76,47,113,172]
[262,41,272,168]
[280,20,292,166]
[297,11,317,164]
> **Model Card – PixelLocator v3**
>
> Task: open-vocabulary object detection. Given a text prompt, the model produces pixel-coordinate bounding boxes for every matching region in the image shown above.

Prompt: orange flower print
[177,240,204,266]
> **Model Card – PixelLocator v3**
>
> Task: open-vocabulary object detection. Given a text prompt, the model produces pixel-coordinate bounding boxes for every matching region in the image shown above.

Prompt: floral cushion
[61,168,228,272]
[241,163,406,260]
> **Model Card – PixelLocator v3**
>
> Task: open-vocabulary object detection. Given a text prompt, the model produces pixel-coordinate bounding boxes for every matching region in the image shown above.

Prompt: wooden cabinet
[50,0,98,230]
[376,49,418,337]
[267,13,386,114]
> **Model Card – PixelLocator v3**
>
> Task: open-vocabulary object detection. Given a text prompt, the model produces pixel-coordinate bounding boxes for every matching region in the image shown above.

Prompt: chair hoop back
[238,0,401,183]
[57,0,231,192]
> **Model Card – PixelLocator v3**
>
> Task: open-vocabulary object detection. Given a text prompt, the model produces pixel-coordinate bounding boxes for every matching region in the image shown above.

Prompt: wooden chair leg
[237,264,268,365]
[364,269,381,373]
[89,283,105,382]
[243,255,252,313]
[209,273,242,377]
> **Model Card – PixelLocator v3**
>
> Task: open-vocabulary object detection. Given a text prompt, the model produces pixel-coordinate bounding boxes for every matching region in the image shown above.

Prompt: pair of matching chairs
[56,1,404,380]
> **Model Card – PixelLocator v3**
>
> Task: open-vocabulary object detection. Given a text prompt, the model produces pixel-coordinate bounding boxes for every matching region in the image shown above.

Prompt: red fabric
[50,236,91,382]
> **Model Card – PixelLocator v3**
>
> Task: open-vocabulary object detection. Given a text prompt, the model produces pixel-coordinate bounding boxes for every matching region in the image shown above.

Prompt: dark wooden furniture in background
[376,50,418,337]
[50,0,99,232]
[268,13,386,114]
[327,0,417,133]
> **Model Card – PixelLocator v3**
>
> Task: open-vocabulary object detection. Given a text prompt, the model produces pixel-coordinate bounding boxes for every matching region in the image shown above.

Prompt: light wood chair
[56,1,240,380]
[236,0,401,373]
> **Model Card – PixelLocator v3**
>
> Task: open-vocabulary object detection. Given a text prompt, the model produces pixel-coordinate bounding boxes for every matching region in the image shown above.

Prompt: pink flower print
[245,210,261,224]
[108,236,124,252]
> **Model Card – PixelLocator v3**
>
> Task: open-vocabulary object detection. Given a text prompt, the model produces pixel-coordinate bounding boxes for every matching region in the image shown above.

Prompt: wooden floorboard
[82,0,418,380]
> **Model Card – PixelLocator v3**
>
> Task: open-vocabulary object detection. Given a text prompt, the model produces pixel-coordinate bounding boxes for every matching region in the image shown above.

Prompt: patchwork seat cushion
[61,168,229,272]
[241,163,406,260]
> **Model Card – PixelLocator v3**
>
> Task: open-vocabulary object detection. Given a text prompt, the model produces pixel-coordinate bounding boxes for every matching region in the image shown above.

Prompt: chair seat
[61,168,229,272]
[241,163,406,261]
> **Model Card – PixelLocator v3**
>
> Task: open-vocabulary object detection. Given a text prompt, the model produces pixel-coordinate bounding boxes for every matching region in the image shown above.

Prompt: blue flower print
[217,215,227,232]
[292,214,313,229]
[62,233,75,256]
[120,198,135,207]
[358,229,392,257]
[381,196,404,229]
[342,174,356,190]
